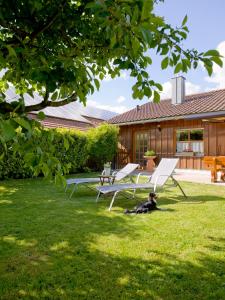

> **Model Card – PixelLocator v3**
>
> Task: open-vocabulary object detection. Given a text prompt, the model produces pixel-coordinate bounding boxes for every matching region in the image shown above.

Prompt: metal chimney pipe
[171,76,186,105]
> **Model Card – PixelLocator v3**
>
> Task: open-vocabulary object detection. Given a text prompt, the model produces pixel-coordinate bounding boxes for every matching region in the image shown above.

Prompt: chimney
[171,76,186,105]
[136,105,141,112]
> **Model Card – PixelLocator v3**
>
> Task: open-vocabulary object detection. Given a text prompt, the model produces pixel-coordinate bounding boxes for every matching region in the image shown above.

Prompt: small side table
[98,175,116,186]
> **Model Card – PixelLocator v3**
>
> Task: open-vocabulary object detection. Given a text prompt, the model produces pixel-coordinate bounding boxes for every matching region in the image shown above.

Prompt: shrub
[87,124,119,170]
[0,123,119,180]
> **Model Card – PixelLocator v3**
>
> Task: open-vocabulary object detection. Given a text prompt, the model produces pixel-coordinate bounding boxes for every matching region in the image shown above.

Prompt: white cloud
[160,81,172,99]
[117,96,126,103]
[87,99,128,114]
[160,80,201,99]
[204,40,225,89]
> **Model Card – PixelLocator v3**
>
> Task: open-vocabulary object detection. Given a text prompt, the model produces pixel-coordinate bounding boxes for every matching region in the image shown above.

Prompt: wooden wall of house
[116,119,225,170]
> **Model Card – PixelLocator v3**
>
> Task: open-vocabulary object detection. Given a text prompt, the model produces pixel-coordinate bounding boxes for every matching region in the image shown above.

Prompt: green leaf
[51,91,58,101]
[179,31,187,39]
[94,78,100,90]
[141,0,153,21]
[99,73,104,80]
[132,37,140,55]
[204,50,220,57]
[6,45,17,57]
[161,57,169,70]
[161,45,169,55]
[153,91,160,103]
[182,15,188,26]
[14,118,31,132]
[63,137,69,151]
[205,65,213,76]
[42,163,50,178]
[37,111,46,120]
[110,34,117,48]
[144,87,152,98]
[140,28,152,44]
[141,71,148,79]
[132,5,139,24]
[40,55,48,65]
[0,152,4,161]
[193,61,198,69]
[211,56,223,68]
[145,56,152,65]
[174,63,182,74]
[155,83,163,91]
[55,173,67,187]
[0,120,17,142]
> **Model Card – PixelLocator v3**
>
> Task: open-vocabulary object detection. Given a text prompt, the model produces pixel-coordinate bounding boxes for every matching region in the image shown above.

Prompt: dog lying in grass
[124,192,160,214]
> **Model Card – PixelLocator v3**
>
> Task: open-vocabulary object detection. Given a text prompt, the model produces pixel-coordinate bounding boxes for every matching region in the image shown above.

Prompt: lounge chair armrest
[136,172,152,184]
[101,170,106,175]
[153,174,170,190]
[111,171,117,176]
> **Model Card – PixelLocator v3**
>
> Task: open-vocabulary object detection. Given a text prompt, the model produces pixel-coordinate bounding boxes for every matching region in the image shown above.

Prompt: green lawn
[0,175,225,300]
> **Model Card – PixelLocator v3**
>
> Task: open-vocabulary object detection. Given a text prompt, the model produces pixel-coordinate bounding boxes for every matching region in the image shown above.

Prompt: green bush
[87,124,119,170]
[0,123,119,180]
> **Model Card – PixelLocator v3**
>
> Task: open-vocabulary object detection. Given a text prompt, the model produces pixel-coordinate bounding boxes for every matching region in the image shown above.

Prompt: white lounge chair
[66,163,139,199]
[96,158,187,211]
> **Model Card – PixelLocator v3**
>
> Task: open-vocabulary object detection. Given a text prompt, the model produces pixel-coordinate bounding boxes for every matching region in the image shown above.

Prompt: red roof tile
[109,89,225,124]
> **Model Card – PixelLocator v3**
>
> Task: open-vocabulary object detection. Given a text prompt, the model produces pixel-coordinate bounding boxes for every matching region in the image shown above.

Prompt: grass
[0,174,225,300]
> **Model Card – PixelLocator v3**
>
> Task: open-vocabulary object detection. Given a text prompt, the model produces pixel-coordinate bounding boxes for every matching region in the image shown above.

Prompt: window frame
[175,128,204,156]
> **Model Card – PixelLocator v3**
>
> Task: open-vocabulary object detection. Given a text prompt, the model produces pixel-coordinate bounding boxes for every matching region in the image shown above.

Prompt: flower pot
[104,167,111,176]
[143,156,156,172]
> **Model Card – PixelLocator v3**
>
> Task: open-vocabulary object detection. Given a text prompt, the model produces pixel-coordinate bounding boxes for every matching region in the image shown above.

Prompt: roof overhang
[111,110,225,126]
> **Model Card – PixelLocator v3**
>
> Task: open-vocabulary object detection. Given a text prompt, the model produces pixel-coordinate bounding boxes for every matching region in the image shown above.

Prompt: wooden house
[109,77,225,170]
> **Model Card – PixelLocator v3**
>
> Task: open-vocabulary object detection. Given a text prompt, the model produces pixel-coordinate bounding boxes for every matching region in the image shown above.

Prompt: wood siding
[116,119,225,169]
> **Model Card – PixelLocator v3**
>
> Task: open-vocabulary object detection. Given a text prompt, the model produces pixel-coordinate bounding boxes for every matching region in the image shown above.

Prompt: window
[135,132,149,167]
[176,129,204,156]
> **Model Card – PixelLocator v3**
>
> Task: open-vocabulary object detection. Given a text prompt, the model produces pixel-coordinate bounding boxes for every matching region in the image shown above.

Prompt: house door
[134,131,150,168]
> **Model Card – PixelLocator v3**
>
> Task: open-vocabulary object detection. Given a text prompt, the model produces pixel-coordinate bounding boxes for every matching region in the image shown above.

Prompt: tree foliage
[0,123,118,182]
[0,0,223,180]
[0,0,223,113]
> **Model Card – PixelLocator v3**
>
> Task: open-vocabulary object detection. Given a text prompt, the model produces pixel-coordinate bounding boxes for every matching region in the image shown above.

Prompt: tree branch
[30,1,67,41]
[0,92,77,114]
[24,93,77,112]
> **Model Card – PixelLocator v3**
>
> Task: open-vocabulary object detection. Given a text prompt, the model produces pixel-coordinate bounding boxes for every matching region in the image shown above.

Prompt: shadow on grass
[1,234,225,299]
[1,178,225,299]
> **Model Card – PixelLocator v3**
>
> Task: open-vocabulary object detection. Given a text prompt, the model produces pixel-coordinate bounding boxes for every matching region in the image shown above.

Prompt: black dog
[124,192,159,214]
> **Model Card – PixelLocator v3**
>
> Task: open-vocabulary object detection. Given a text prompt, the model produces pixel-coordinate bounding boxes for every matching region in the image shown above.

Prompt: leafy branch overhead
[0,0,223,182]
[0,0,223,114]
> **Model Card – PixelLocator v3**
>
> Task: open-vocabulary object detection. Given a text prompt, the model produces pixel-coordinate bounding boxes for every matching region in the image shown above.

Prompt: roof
[5,86,117,123]
[109,89,225,125]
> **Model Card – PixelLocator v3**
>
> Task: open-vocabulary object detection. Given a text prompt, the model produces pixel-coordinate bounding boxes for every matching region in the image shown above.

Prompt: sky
[87,0,225,114]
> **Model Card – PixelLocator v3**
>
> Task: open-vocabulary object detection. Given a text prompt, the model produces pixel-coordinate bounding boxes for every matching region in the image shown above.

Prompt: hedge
[0,123,119,180]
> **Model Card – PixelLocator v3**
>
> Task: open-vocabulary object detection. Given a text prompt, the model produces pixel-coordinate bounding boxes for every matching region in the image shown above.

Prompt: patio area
[173,169,225,186]
[132,168,225,186]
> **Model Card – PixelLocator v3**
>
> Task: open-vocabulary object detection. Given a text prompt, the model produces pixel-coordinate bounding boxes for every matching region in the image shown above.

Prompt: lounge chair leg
[65,184,68,192]
[177,182,187,198]
[132,189,136,199]
[171,177,187,198]
[96,191,101,202]
[69,184,77,199]
[109,191,119,211]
